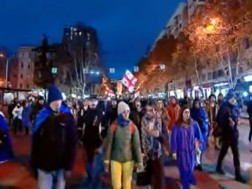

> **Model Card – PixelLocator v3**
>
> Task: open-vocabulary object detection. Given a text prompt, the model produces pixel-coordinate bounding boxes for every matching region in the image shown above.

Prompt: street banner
[121,70,137,93]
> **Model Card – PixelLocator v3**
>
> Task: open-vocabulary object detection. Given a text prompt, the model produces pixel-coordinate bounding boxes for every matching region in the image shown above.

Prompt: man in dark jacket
[31,85,77,189]
[216,90,245,183]
[29,96,44,123]
[80,97,107,183]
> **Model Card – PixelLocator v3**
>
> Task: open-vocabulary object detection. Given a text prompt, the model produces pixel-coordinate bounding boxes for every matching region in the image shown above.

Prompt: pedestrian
[80,97,106,184]
[205,94,220,149]
[8,101,16,127]
[12,102,23,135]
[0,111,14,163]
[22,100,32,135]
[104,101,143,189]
[166,96,180,132]
[29,96,44,123]
[170,105,203,189]
[190,98,208,171]
[141,101,165,189]
[31,85,77,189]
[215,90,245,183]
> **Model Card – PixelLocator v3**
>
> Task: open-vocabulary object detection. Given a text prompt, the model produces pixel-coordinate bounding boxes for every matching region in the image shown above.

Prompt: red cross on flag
[121,70,137,93]
[105,87,115,97]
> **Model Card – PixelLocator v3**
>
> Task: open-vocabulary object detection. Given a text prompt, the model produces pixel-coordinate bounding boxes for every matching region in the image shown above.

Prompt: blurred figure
[206,94,220,149]
[80,97,106,184]
[22,100,32,135]
[171,106,203,189]
[141,102,165,189]
[0,112,14,163]
[247,96,252,143]
[104,101,143,189]
[107,99,118,125]
[217,93,224,107]
[215,91,245,183]
[31,85,77,189]
[12,102,23,135]
[190,98,208,171]
[30,96,44,123]
[166,96,180,132]
[8,101,16,127]
[155,99,170,155]
[130,99,145,145]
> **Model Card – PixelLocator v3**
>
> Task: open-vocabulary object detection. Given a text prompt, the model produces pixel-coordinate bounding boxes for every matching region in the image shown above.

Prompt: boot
[235,170,246,183]
[216,164,225,175]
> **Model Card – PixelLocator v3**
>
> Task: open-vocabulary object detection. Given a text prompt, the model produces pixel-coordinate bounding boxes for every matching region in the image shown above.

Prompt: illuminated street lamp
[0,53,13,87]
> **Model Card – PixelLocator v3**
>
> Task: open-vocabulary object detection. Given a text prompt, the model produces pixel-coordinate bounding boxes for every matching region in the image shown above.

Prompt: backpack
[111,122,135,135]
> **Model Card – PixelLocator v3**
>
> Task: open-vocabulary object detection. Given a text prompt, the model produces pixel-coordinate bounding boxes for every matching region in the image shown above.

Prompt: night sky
[0,0,182,79]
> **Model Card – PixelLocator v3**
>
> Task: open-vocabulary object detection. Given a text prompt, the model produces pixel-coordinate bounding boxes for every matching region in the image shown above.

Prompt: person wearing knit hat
[215,89,245,183]
[31,85,77,189]
[104,101,143,189]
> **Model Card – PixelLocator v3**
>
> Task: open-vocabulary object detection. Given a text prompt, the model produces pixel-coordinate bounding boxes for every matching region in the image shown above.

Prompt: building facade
[14,47,34,89]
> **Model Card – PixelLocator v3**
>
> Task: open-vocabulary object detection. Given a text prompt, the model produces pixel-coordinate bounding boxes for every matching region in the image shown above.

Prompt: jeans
[37,169,65,189]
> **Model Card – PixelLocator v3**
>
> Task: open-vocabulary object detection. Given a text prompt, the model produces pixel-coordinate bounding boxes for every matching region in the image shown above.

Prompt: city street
[0,118,251,189]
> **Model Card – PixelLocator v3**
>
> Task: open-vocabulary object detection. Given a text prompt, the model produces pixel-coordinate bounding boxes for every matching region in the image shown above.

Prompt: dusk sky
[0,0,183,79]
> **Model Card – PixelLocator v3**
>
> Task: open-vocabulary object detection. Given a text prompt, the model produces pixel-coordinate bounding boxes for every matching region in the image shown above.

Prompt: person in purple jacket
[170,105,203,189]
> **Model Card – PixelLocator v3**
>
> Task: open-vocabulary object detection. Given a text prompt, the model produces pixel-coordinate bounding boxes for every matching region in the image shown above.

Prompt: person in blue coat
[0,112,14,163]
[22,100,32,135]
[190,98,209,171]
[171,105,203,189]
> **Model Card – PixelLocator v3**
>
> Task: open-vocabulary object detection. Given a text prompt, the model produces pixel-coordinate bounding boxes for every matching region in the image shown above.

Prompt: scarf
[117,114,130,127]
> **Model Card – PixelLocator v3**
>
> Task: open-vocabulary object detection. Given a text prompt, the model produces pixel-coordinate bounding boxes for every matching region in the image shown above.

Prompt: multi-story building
[62,25,103,95]
[165,2,188,38]
[188,0,206,19]
[150,2,188,51]
[11,47,35,89]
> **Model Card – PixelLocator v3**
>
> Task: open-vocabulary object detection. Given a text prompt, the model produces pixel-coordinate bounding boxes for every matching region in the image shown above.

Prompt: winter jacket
[31,105,77,171]
[0,114,14,162]
[22,105,32,127]
[141,114,163,160]
[104,120,142,164]
[190,107,208,134]
[12,106,23,120]
[216,102,240,139]
[81,108,106,148]
[166,103,180,131]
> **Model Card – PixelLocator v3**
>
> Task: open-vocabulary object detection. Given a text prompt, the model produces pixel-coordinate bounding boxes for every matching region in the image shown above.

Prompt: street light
[0,53,13,87]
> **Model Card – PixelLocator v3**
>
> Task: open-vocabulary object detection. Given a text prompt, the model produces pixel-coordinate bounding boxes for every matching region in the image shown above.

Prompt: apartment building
[12,47,35,89]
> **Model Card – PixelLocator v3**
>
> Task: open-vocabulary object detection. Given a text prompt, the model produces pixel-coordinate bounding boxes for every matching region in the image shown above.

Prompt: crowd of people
[0,85,250,189]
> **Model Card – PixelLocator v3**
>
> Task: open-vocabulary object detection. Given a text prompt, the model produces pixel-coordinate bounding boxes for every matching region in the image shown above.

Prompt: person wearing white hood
[104,101,143,189]
[12,102,23,135]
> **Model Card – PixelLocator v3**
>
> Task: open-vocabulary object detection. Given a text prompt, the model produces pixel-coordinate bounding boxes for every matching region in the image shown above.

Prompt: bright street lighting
[0,53,4,58]
[210,18,217,25]
[96,71,100,75]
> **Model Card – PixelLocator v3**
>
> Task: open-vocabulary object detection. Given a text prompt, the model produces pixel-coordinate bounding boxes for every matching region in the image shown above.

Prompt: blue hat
[47,85,63,104]
[225,89,236,100]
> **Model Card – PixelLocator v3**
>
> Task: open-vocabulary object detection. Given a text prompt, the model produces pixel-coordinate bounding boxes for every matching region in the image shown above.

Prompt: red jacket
[166,103,180,131]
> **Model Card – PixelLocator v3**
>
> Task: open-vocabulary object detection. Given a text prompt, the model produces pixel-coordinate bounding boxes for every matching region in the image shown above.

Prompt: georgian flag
[121,70,137,93]
[133,88,140,98]
[105,87,115,97]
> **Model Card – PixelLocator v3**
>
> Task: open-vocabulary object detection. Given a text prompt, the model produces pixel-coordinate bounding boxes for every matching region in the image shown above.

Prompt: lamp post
[0,53,13,88]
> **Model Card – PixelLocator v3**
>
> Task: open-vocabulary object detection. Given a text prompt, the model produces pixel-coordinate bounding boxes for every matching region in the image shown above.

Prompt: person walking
[104,101,143,189]
[31,85,77,189]
[171,106,203,189]
[215,90,245,183]
[0,111,14,163]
